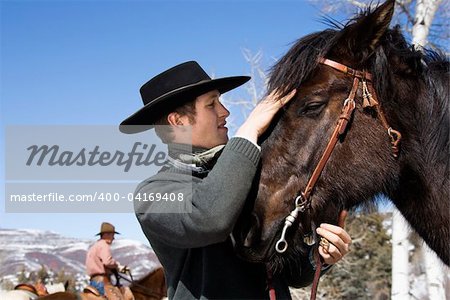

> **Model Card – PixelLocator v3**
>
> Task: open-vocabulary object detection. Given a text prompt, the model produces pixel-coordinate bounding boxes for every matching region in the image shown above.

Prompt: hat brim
[119,76,250,134]
[96,231,120,236]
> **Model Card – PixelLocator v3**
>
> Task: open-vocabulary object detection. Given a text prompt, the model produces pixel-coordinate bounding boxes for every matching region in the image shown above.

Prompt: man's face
[184,90,230,149]
[102,232,115,244]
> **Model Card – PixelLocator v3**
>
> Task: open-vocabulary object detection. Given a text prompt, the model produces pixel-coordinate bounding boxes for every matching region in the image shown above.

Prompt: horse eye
[297,102,326,117]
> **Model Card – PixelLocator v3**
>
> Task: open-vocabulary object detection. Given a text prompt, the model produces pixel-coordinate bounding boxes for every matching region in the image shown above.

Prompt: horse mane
[371,27,449,173]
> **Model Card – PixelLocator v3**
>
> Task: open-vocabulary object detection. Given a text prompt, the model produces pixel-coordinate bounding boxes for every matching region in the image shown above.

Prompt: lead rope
[266,266,277,300]
[310,221,322,300]
[310,248,322,300]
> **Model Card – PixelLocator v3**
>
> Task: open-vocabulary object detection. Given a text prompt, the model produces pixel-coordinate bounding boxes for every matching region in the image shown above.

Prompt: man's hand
[236,89,296,144]
[117,264,130,273]
[316,210,352,265]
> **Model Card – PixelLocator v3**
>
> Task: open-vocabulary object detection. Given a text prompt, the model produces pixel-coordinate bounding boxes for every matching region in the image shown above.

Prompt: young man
[85,222,126,296]
[120,61,351,299]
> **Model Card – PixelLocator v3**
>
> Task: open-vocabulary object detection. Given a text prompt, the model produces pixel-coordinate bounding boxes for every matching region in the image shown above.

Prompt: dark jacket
[135,137,318,299]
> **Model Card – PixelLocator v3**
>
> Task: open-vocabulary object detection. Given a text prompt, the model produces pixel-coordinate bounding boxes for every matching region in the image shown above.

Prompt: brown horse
[38,268,167,300]
[233,0,449,274]
[0,282,67,299]
[128,268,166,300]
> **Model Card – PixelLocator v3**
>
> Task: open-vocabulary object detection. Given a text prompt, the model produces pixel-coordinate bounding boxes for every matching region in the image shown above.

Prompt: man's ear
[167,112,185,126]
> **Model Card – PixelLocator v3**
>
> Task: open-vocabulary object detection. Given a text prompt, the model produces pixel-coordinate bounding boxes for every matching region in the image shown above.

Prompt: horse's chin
[266,241,310,275]
[234,245,268,263]
[232,229,311,270]
[232,228,282,263]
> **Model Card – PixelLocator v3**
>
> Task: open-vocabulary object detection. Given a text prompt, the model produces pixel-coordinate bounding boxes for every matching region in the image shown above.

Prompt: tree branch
[396,0,416,26]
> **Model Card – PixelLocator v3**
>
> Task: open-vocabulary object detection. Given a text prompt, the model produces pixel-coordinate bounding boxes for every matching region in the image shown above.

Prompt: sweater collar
[167,143,225,172]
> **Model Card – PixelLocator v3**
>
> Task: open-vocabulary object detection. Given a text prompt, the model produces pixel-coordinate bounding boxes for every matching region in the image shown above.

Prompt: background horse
[0,284,40,300]
[0,282,66,300]
[38,267,166,300]
[129,267,166,300]
[233,0,449,274]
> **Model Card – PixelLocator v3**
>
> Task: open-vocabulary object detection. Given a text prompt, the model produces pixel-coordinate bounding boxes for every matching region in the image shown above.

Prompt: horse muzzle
[232,213,272,262]
[233,212,304,263]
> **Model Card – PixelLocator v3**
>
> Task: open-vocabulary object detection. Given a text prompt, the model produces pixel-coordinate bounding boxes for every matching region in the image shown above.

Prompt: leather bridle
[270,57,401,300]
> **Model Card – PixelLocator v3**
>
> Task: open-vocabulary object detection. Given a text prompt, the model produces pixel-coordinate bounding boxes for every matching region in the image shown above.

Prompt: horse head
[233,0,449,270]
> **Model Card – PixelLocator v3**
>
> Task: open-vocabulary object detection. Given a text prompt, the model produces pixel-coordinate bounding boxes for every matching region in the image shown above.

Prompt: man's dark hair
[154,99,197,144]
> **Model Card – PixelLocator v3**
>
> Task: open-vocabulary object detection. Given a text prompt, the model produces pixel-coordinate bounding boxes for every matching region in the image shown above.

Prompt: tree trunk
[412,0,443,47]
[423,244,447,299]
[391,211,411,299]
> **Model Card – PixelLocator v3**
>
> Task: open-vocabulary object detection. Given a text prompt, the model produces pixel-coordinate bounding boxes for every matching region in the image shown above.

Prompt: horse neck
[130,269,165,299]
[389,67,448,189]
[386,66,449,264]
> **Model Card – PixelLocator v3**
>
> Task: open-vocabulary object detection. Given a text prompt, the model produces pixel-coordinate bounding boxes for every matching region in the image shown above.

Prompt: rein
[116,271,166,299]
[270,57,401,300]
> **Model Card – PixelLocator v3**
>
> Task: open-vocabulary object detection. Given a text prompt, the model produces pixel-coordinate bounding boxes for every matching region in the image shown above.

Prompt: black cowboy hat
[120,61,250,134]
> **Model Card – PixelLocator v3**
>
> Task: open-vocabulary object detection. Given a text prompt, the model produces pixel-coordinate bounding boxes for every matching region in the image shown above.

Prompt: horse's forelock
[267,29,338,97]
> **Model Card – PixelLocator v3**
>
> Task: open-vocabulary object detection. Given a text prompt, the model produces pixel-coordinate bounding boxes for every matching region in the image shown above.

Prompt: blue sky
[1,0,349,244]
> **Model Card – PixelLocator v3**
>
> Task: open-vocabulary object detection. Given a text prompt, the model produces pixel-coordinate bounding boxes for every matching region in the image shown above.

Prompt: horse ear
[332,0,395,64]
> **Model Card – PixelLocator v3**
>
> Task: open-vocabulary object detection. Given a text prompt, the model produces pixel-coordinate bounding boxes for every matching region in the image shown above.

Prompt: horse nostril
[243,213,261,248]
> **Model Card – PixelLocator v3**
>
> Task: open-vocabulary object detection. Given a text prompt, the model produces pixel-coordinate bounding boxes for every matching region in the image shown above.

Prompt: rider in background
[85,222,127,296]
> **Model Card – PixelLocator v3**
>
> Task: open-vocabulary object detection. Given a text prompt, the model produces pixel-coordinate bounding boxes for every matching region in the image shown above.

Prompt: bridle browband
[270,57,402,300]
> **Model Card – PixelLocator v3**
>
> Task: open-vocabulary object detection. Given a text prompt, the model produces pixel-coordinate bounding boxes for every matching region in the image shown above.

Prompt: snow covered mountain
[0,228,161,289]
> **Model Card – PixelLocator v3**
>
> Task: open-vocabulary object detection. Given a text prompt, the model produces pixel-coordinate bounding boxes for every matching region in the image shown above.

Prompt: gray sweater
[135,137,317,299]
